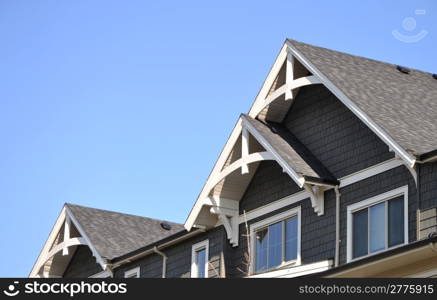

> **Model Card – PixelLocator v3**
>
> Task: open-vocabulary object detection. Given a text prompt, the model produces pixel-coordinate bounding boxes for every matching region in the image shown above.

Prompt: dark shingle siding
[419,162,437,211]
[227,193,336,277]
[288,39,437,155]
[113,227,226,278]
[239,161,302,214]
[338,165,417,265]
[63,246,103,278]
[283,85,394,178]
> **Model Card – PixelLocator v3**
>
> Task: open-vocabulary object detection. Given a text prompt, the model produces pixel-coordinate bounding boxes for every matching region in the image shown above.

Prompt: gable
[184,39,430,247]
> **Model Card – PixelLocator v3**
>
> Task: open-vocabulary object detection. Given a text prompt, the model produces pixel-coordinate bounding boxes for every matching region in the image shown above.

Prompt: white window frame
[191,239,209,278]
[249,206,301,275]
[124,266,140,278]
[347,185,409,262]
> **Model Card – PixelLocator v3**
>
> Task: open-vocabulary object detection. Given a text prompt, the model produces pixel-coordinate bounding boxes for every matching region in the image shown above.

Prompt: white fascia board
[184,119,243,230]
[285,41,416,168]
[248,44,288,117]
[29,207,67,277]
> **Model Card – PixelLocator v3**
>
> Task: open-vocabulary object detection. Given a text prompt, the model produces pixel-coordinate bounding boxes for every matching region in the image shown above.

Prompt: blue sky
[0,0,436,277]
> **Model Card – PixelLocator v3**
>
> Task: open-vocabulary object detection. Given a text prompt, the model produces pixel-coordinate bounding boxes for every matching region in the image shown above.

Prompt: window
[124,267,140,278]
[250,207,301,274]
[191,240,209,278]
[347,186,408,262]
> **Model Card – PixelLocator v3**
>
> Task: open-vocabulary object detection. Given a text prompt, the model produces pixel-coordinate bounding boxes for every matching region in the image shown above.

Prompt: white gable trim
[184,113,332,232]
[29,205,107,278]
[248,44,289,117]
[285,41,416,168]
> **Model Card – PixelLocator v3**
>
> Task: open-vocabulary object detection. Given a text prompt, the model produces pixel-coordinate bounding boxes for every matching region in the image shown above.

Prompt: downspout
[334,186,341,267]
[153,246,167,278]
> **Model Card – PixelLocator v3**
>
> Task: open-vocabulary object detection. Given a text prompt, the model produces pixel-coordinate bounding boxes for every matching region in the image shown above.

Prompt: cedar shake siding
[338,165,417,265]
[419,162,437,211]
[31,40,437,279]
[63,246,103,278]
[283,85,394,178]
[239,161,302,214]
[113,227,226,278]
[227,192,336,277]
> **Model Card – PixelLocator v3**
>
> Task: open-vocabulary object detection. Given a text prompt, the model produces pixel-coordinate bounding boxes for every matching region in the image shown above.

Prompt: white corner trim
[249,207,301,275]
[248,260,333,278]
[285,41,416,169]
[346,185,409,262]
[191,240,209,278]
[124,267,140,278]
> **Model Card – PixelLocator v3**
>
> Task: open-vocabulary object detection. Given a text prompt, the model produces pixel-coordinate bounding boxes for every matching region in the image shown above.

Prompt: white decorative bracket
[304,184,326,216]
[62,216,71,256]
[207,197,239,247]
[285,50,294,101]
[241,127,250,174]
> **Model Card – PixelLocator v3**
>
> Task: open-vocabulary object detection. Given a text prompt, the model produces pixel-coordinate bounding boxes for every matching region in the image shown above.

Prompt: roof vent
[432,74,437,80]
[396,65,410,74]
[160,222,172,230]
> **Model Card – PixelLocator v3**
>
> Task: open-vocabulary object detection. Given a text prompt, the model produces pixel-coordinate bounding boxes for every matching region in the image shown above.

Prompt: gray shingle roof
[242,114,338,185]
[66,203,184,260]
[287,39,437,156]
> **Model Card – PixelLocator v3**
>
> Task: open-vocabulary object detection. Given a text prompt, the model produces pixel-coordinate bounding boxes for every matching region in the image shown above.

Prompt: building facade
[30,40,437,278]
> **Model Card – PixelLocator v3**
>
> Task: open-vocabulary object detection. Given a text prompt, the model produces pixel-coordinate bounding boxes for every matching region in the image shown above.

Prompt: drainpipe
[153,246,167,278]
[334,186,341,267]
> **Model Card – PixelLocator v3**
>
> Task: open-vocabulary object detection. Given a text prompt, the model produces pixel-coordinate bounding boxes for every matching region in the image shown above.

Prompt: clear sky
[0,0,436,277]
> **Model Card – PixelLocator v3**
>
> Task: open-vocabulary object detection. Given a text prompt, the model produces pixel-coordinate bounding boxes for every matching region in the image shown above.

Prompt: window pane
[369,202,386,253]
[388,197,404,247]
[255,228,268,272]
[353,209,368,258]
[196,248,206,278]
[267,222,282,269]
[285,217,298,261]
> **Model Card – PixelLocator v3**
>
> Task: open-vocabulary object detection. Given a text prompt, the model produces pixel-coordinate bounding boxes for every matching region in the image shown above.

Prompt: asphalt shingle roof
[287,39,437,156]
[242,114,338,185]
[66,203,184,260]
